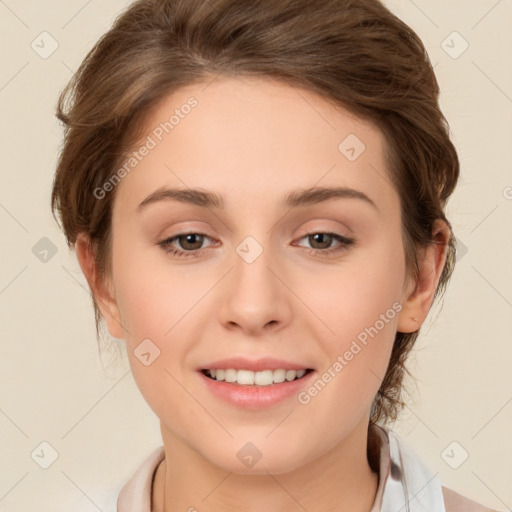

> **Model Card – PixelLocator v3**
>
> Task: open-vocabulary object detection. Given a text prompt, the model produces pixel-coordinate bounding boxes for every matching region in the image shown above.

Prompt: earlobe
[75,233,124,339]
[397,220,450,333]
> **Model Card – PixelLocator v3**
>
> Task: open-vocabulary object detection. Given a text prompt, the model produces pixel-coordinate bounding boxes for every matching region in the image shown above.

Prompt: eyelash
[157,231,355,258]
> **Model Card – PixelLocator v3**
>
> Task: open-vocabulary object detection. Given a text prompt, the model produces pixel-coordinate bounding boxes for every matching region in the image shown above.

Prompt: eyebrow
[137,185,378,212]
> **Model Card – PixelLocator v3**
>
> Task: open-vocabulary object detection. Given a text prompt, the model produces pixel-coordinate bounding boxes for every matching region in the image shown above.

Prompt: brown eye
[158,232,214,256]
[308,233,335,250]
[176,233,205,250]
[295,231,355,257]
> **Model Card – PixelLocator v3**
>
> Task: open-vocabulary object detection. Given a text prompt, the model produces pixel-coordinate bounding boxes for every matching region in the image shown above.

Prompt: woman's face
[102,76,417,474]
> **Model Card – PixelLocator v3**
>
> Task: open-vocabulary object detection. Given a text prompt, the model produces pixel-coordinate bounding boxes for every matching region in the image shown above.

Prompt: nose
[217,240,292,336]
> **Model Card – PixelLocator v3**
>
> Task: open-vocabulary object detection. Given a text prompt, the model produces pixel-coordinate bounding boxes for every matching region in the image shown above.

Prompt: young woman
[51,0,499,510]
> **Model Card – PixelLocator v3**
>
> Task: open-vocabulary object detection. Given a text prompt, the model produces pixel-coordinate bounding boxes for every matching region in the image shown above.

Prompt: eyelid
[300,226,350,238]
[158,228,350,246]
[294,230,355,251]
[158,231,216,250]
[158,229,355,259]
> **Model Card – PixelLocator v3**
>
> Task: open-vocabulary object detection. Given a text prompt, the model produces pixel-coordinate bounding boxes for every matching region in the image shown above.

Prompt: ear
[75,233,125,339]
[397,219,451,333]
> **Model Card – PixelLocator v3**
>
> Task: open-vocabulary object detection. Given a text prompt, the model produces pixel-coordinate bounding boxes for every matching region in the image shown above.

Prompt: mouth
[200,368,314,386]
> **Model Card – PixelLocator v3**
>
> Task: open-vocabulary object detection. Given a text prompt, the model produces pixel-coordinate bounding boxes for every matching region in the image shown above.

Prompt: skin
[76,76,449,511]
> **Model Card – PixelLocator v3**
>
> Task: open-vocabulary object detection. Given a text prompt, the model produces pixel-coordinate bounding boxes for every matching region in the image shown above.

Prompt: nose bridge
[218,233,291,333]
[232,234,279,306]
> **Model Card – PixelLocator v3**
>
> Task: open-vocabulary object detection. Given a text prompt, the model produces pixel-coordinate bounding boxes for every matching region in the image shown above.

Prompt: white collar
[371,424,446,512]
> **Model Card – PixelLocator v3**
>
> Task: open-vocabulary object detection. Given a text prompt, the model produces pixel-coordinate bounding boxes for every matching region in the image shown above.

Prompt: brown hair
[51,0,459,428]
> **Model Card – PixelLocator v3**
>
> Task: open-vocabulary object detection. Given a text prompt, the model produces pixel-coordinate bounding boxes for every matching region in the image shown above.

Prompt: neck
[152,418,380,512]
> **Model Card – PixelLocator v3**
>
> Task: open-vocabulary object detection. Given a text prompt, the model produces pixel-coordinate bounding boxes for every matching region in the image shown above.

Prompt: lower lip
[198,370,316,410]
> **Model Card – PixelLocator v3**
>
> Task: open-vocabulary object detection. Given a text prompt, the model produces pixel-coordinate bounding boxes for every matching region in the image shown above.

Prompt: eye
[158,232,215,257]
[157,230,355,258]
[295,231,355,257]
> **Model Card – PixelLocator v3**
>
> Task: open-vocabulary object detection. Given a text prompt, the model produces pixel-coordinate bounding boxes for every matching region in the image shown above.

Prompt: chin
[202,439,314,476]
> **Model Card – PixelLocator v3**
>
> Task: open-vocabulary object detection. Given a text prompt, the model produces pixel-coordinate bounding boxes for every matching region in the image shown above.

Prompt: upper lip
[199,357,313,372]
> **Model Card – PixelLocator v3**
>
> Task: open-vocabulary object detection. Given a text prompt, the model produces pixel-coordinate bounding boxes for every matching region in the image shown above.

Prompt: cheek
[112,239,201,341]
[293,307,398,447]
[293,241,405,349]
[290,241,404,409]
[114,224,404,385]
[111,246,212,408]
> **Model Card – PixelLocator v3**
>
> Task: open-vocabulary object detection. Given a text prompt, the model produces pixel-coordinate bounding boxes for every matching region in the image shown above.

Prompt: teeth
[285,370,297,381]
[273,369,286,383]
[225,369,237,383]
[237,369,255,385]
[206,368,309,385]
[254,370,273,386]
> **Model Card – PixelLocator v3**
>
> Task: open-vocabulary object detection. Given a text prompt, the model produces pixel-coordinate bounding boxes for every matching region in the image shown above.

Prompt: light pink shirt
[117,425,498,512]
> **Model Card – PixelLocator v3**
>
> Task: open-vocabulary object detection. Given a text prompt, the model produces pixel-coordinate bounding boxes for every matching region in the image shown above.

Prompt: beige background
[1,0,511,511]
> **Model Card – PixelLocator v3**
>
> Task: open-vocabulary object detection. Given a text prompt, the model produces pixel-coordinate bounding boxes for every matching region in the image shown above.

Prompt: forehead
[113,76,397,217]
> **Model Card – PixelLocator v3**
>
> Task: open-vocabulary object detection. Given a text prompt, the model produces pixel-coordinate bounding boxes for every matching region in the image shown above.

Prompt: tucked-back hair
[51,0,460,428]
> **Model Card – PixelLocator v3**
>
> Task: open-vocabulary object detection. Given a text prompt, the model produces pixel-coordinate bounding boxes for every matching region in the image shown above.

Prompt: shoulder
[442,486,501,512]
[373,425,501,512]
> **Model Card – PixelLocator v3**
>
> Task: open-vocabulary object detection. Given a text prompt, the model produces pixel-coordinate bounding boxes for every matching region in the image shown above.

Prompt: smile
[201,368,313,386]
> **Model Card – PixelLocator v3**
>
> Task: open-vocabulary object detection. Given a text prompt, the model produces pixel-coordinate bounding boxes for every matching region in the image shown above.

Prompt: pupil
[312,233,330,249]
[181,234,202,250]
